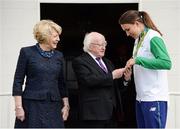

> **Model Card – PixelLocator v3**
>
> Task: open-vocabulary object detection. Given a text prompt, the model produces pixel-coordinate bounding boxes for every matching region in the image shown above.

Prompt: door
[40,3,137,127]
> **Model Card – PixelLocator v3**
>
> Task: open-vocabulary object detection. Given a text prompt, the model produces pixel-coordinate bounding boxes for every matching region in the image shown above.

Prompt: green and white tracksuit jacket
[133,29,172,102]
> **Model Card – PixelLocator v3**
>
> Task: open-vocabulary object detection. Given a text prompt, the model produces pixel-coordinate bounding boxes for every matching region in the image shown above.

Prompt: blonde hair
[33,20,62,44]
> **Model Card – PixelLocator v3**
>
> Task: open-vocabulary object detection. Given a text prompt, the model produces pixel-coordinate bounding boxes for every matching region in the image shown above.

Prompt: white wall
[139,0,180,128]
[0,0,179,128]
[0,0,38,127]
[0,0,2,93]
[0,0,2,127]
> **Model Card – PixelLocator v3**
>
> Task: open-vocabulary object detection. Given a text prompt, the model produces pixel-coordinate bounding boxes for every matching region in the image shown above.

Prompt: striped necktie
[96,57,108,73]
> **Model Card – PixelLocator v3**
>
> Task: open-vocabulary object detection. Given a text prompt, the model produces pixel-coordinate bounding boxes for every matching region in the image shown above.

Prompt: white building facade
[0,0,180,128]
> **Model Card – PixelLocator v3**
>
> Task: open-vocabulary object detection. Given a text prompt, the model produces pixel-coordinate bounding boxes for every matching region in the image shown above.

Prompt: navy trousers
[136,101,167,128]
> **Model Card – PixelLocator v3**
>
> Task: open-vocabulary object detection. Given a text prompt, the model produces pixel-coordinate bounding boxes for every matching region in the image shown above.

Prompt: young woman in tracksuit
[119,10,172,128]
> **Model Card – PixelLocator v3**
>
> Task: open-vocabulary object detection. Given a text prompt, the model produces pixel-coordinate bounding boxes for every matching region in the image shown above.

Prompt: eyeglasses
[91,42,107,47]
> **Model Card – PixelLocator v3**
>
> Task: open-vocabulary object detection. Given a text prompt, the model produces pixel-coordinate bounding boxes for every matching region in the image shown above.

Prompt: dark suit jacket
[72,52,122,120]
[12,45,68,101]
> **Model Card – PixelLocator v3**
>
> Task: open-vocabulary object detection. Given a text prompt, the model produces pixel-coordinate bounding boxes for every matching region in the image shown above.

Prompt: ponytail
[119,10,162,36]
[140,11,162,36]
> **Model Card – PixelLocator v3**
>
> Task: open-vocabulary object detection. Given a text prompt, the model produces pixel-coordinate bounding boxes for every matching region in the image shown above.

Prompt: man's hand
[112,68,126,79]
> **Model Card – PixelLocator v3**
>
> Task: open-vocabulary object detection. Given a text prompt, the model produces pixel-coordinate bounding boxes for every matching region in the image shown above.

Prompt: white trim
[37,0,140,22]
[169,92,180,96]
[0,93,12,96]
[38,0,139,3]
[138,0,142,10]
[37,0,41,21]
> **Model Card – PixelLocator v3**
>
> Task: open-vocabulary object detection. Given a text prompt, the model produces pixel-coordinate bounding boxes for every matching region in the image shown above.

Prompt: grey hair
[83,32,106,52]
[83,32,93,52]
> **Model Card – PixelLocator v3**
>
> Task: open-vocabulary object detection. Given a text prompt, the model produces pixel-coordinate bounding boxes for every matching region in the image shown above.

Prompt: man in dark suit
[72,32,131,128]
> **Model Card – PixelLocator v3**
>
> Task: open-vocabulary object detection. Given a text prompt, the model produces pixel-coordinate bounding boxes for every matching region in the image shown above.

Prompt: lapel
[102,57,113,73]
[82,53,112,74]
